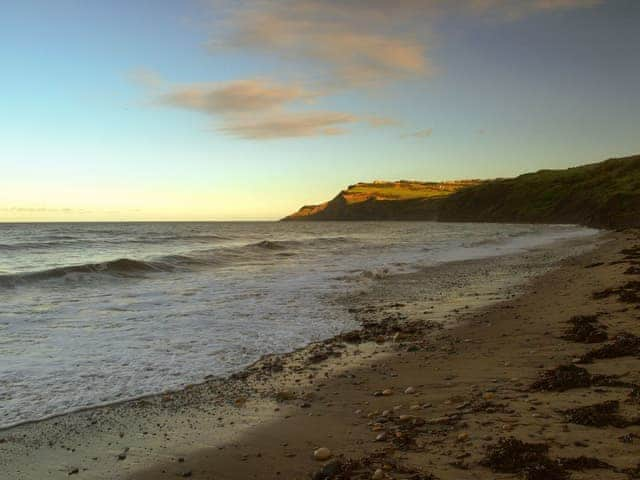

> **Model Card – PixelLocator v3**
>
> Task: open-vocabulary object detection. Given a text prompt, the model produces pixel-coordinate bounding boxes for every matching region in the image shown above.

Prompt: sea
[0,221,599,429]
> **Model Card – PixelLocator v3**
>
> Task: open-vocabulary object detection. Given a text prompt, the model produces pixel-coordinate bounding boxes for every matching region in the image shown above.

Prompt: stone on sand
[313,447,332,461]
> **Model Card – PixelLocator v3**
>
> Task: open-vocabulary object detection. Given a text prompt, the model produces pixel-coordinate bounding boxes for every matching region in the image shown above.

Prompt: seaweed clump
[561,315,608,343]
[557,456,612,471]
[481,438,568,480]
[579,332,640,363]
[530,364,624,392]
[593,281,640,304]
[561,400,636,428]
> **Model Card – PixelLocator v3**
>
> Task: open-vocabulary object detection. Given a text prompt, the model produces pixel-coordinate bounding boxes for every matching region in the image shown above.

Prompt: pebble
[457,432,469,442]
[375,432,387,442]
[372,468,385,479]
[404,386,416,394]
[382,389,393,396]
[313,447,332,461]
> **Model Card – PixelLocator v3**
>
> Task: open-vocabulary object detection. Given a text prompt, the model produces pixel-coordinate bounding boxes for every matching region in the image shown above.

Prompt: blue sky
[1,0,639,221]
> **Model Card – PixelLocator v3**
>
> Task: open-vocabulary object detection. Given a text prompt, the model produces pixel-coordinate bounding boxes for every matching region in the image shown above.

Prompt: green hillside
[283,154,640,229]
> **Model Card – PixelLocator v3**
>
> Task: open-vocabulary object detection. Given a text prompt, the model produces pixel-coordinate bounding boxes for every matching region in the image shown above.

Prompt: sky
[1,0,639,221]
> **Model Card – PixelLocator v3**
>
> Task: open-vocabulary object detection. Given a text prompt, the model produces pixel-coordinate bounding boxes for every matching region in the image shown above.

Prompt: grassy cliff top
[340,180,482,203]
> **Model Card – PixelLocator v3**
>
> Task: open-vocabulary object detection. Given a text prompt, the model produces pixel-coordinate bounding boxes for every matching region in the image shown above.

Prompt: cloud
[141,0,603,139]
[149,77,362,139]
[157,79,315,114]
[403,128,433,139]
[208,0,603,86]
[219,111,358,140]
[210,0,434,86]
[366,116,401,127]
[468,0,603,18]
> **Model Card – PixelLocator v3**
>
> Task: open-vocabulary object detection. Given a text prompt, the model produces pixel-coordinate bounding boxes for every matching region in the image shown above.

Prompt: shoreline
[4,230,638,479]
[0,228,597,433]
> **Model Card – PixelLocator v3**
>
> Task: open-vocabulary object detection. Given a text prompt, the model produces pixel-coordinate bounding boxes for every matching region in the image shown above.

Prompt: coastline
[4,230,640,479]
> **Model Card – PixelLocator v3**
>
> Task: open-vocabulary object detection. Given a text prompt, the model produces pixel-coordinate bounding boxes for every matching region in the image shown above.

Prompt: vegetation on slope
[283,155,640,229]
[438,155,640,228]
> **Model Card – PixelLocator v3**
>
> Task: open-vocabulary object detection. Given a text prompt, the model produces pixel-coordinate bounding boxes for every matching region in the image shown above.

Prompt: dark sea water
[0,221,598,428]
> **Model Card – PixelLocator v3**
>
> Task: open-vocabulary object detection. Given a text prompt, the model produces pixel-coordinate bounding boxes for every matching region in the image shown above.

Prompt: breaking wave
[0,236,353,288]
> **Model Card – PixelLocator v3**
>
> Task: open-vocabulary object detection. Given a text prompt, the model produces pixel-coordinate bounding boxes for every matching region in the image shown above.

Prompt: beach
[2,228,639,479]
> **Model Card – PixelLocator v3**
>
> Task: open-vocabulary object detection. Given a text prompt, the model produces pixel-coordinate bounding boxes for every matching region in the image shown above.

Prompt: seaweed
[561,400,634,427]
[481,438,568,480]
[625,266,640,275]
[579,332,640,363]
[593,281,640,304]
[557,456,613,471]
[530,364,626,392]
[561,315,608,343]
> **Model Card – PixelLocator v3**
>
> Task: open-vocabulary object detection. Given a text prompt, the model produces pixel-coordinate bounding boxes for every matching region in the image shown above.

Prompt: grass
[343,181,480,203]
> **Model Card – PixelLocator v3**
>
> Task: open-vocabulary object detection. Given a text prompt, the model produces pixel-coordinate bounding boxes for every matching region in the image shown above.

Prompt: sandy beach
[2,229,640,479]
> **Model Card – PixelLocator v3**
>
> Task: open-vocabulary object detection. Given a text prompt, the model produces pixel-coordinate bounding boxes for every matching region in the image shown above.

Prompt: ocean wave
[0,235,355,289]
[0,233,230,251]
[0,258,174,288]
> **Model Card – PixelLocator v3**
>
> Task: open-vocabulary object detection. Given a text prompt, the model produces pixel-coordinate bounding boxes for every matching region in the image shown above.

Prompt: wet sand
[3,230,640,479]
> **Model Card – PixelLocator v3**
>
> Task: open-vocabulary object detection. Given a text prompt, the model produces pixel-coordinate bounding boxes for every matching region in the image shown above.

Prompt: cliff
[283,155,640,229]
[283,180,480,221]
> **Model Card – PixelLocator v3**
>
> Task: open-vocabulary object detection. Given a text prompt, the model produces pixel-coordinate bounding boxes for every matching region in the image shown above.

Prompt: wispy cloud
[146,76,364,139]
[157,79,316,114]
[209,0,603,86]
[210,1,434,87]
[366,116,401,128]
[219,111,358,140]
[139,0,603,139]
[468,0,603,19]
[403,128,433,139]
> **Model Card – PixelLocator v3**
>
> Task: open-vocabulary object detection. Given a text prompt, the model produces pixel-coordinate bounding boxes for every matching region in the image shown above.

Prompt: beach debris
[372,468,385,479]
[561,400,637,428]
[557,456,613,471]
[619,432,640,443]
[275,390,297,402]
[625,266,640,275]
[260,356,284,373]
[561,315,608,343]
[530,364,627,392]
[593,281,640,304]
[311,459,345,480]
[310,454,438,480]
[621,245,640,260]
[579,332,640,363]
[627,386,640,404]
[314,447,333,461]
[585,262,605,268]
[340,330,362,343]
[480,438,568,480]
